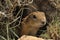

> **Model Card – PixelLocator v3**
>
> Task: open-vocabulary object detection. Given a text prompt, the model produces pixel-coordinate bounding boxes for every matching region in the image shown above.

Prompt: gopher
[21,11,46,36]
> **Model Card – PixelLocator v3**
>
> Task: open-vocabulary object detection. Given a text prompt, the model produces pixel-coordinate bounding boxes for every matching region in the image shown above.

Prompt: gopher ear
[22,15,28,20]
[22,16,29,22]
[22,18,26,21]
[22,13,32,23]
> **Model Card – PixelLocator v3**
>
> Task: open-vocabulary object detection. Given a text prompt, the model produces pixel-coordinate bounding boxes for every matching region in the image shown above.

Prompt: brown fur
[21,11,46,36]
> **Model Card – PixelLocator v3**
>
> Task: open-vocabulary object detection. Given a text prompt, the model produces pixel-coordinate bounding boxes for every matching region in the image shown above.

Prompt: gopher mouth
[36,23,48,37]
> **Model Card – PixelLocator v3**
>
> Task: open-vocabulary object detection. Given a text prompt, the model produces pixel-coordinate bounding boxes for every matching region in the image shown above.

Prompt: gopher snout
[41,19,46,25]
[41,21,46,25]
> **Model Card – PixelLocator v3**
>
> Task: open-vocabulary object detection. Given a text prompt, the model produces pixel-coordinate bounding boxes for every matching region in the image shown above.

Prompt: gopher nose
[41,20,46,25]
[42,21,45,24]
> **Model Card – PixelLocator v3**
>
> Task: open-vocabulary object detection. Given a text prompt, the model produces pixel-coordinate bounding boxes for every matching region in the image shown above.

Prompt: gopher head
[22,11,46,28]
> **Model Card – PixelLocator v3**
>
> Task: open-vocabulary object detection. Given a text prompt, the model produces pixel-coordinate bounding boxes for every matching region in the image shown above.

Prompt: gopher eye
[33,15,37,19]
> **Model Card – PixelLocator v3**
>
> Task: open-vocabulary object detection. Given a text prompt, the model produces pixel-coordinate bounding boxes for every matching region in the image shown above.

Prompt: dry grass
[0,0,60,40]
